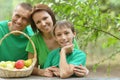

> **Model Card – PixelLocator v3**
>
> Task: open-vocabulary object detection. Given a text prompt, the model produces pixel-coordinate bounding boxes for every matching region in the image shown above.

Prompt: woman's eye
[56,34,61,36]
[43,17,47,20]
[36,21,40,24]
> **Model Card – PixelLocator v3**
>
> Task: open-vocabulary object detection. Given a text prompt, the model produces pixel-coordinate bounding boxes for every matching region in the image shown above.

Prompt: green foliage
[93,63,98,72]
[102,38,118,48]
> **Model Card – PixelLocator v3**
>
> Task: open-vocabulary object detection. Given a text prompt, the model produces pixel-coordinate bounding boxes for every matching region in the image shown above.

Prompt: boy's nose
[61,34,66,39]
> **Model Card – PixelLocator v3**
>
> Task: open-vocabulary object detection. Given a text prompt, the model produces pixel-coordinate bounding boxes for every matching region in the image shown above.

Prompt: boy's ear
[73,32,76,37]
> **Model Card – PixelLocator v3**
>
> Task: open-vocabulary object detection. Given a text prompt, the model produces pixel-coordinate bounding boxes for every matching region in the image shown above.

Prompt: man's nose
[17,18,22,23]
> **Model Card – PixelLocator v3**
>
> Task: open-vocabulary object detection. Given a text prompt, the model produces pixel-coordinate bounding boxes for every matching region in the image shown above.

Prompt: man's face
[11,6,30,31]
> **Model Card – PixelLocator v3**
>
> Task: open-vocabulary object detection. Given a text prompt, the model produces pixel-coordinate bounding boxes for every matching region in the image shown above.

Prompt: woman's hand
[73,65,89,77]
[42,68,54,77]
[48,66,60,77]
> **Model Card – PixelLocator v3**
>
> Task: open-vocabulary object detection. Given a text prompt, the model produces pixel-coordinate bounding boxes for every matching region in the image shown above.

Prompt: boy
[44,20,86,78]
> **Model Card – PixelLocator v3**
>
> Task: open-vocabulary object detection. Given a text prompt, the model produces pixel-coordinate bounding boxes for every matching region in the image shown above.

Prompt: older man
[0,2,33,61]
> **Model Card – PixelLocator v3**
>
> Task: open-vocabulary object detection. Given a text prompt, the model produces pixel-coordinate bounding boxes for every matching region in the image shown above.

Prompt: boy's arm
[59,44,75,78]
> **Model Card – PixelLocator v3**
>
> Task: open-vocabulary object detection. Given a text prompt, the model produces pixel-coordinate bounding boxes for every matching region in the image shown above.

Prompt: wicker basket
[0,31,37,78]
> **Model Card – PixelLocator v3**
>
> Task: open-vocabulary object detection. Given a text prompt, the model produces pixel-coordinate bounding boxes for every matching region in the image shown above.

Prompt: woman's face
[32,11,53,34]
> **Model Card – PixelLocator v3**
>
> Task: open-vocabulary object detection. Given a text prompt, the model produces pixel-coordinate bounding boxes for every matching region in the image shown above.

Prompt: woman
[26,4,89,77]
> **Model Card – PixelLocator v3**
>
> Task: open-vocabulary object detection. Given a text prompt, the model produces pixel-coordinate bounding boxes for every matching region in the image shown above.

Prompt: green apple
[24,59,32,67]
[6,64,14,69]
[0,61,6,68]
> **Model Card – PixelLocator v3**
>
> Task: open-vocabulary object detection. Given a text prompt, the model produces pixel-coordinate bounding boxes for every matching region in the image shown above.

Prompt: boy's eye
[65,32,69,35]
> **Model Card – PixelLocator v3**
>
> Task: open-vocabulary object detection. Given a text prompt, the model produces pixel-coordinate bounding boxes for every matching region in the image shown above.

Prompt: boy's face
[54,26,75,47]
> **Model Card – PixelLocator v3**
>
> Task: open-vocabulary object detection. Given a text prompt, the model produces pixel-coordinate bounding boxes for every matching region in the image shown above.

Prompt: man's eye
[15,14,20,18]
[23,18,28,22]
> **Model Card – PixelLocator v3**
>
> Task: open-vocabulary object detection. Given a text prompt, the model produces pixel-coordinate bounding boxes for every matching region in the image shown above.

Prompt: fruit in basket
[24,59,32,67]
[6,61,15,69]
[23,66,27,69]
[15,60,24,69]
[0,61,6,68]
[6,64,14,69]
[0,61,15,69]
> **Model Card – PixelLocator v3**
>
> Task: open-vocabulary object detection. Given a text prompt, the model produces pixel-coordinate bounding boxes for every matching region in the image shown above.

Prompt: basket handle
[0,30,36,59]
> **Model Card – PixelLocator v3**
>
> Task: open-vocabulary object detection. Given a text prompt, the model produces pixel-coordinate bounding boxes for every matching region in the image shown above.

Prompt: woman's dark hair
[30,4,56,33]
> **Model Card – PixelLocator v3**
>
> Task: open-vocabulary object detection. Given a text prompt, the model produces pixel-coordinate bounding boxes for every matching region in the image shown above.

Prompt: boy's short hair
[53,20,75,36]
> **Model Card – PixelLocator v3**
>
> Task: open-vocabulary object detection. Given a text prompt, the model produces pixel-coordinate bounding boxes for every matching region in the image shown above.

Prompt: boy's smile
[55,27,75,47]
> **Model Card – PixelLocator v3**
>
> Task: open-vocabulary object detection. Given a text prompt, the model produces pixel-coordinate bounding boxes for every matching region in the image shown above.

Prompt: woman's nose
[41,21,45,26]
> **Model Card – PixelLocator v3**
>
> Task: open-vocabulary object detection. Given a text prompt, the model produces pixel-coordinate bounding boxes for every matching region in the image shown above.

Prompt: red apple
[15,60,24,69]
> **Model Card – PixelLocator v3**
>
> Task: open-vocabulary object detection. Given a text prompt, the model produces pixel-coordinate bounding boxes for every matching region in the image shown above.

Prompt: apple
[24,59,32,67]
[15,60,24,69]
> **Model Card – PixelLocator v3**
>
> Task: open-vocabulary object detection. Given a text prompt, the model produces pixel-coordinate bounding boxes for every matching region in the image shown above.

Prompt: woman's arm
[28,53,53,77]
[28,52,39,75]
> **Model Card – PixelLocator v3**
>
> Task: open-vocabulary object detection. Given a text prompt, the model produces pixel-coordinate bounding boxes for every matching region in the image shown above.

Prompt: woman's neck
[42,32,53,40]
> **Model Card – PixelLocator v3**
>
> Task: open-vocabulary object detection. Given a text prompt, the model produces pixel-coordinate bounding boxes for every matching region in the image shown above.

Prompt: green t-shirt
[44,48,86,68]
[26,33,51,68]
[26,33,79,69]
[0,20,34,61]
